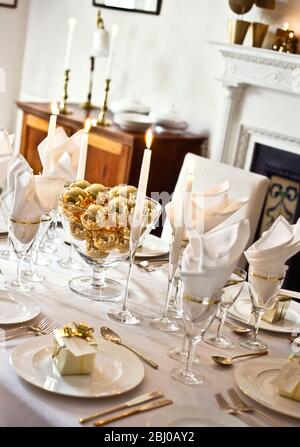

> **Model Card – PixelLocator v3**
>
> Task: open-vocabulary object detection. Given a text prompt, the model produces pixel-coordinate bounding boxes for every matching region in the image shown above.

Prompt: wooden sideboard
[17,102,207,195]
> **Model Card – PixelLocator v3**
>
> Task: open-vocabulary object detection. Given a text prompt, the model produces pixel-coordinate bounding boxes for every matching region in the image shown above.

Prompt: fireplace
[250,144,300,292]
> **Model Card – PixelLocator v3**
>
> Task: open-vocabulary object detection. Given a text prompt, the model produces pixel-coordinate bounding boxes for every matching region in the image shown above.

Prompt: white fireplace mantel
[210,41,300,164]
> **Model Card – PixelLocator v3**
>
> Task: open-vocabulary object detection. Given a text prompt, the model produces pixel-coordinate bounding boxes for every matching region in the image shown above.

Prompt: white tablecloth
[0,239,299,428]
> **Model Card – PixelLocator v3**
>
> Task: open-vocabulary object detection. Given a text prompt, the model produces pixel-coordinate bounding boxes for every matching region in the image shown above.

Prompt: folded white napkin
[245,216,300,272]
[182,220,250,298]
[5,155,65,243]
[166,181,248,236]
[0,130,15,189]
[38,128,85,182]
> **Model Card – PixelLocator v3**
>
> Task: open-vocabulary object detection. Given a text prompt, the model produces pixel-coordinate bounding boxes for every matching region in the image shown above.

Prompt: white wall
[0,0,29,132]
[14,0,300,153]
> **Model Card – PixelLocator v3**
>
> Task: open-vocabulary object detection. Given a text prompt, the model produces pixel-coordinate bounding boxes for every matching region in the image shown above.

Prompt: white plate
[235,357,300,420]
[11,336,145,398]
[136,234,169,258]
[228,287,300,334]
[148,405,247,427]
[0,291,40,325]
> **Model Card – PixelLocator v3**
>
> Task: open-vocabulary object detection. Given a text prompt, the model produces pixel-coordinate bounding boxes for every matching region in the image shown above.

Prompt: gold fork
[215,392,240,418]
[228,388,282,427]
[1,318,61,341]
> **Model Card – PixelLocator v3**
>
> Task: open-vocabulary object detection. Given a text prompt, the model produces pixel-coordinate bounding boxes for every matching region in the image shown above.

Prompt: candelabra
[59,69,72,115]
[97,78,112,127]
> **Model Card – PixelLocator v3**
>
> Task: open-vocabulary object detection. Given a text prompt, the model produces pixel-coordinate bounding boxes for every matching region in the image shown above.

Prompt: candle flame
[145,128,153,149]
[289,32,294,38]
[69,17,77,31]
[51,100,59,116]
[91,119,98,127]
[283,22,289,31]
[84,118,92,133]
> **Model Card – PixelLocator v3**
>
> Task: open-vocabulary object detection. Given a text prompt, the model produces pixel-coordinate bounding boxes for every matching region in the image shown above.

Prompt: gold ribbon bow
[52,323,97,359]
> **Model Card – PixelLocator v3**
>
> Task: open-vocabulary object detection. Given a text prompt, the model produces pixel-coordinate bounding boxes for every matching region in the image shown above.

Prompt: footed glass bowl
[59,181,161,301]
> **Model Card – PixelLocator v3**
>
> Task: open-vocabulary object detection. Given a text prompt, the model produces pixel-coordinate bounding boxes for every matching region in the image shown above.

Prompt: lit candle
[130,128,153,244]
[43,100,59,176]
[283,22,289,31]
[105,24,119,80]
[64,17,77,70]
[77,119,92,180]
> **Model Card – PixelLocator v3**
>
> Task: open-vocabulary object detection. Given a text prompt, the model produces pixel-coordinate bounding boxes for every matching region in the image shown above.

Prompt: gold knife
[79,390,164,424]
[94,399,173,427]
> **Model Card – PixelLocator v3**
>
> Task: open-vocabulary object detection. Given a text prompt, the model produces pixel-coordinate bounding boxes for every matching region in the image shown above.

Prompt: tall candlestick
[130,129,153,245]
[43,100,59,176]
[64,17,77,70]
[106,24,119,80]
[77,119,92,180]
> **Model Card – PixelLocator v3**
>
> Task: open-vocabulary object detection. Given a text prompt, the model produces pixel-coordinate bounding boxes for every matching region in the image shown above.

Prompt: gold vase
[252,22,269,48]
[228,19,251,45]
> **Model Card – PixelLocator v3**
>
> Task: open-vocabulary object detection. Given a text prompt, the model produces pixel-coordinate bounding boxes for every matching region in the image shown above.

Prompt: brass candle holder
[82,56,95,110]
[60,69,72,115]
[97,78,112,127]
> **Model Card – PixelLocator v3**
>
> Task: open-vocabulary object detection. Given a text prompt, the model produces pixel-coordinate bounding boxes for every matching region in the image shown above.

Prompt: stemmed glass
[171,288,222,385]
[204,268,247,348]
[5,217,41,293]
[23,215,52,282]
[0,196,15,261]
[107,199,162,325]
[239,267,287,352]
[57,215,83,271]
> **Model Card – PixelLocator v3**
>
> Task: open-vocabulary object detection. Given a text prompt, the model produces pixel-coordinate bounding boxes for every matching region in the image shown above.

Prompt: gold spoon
[100,327,159,369]
[224,320,251,335]
[212,350,268,367]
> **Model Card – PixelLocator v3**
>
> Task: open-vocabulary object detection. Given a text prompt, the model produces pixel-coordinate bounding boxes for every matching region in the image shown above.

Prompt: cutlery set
[215,388,281,427]
[0,317,61,341]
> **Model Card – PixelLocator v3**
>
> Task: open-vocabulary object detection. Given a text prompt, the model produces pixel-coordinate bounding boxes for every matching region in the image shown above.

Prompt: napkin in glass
[182,220,250,298]
[5,155,65,243]
[38,128,85,182]
[245,216,300,272]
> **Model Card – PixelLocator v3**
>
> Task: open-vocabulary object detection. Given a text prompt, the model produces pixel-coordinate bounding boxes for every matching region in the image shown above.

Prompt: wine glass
[204,268,247,348]
[22,215,52,282]
[5,217,41,293]
[0,196,15,260]
[170,288,222,385]
[239,266,287,352]
[57,215,83,271]
[107,199,162,325]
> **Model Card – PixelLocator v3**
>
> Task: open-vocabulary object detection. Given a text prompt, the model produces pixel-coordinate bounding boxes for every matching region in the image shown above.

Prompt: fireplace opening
[250,143,300,293]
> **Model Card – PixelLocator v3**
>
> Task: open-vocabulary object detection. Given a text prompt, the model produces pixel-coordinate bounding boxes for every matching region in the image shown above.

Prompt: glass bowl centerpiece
[59,180,161,301]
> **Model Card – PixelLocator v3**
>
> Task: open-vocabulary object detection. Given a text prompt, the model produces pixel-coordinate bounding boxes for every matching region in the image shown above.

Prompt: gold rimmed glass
[239,267,287,352]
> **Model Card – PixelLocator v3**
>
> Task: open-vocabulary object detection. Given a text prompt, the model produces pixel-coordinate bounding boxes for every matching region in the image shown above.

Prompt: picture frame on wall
[92,0,162,15]
[0,0,18,8]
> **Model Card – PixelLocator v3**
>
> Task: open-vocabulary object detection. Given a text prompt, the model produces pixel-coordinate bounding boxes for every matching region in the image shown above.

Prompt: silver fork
[228,388,282,427]
[1,318,61,341]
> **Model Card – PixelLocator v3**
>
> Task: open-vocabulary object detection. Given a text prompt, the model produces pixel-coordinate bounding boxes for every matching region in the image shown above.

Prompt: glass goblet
[171,289,221,385]
[5,217,41,293]
[204,268,247,349]
[23,215,52,282]
[239,267,287,352]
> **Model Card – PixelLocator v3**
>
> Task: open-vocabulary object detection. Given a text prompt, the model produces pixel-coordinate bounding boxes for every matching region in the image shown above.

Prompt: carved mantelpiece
[210,41,300,164]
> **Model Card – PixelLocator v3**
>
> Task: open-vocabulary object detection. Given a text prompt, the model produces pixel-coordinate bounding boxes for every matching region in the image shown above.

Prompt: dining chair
[161,153,270,248]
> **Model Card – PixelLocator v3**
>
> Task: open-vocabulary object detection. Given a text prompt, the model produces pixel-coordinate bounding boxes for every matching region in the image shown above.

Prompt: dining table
[0,237,299,428]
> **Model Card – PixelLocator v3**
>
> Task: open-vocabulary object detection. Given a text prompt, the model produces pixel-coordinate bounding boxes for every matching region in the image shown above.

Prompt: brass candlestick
[60,69,72,115]
[97,78,112,126]
[82,56,95,110]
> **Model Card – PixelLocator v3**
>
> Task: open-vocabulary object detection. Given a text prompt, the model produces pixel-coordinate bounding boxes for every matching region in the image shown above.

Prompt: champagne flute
[239,267,287,352]
[5,217,41,293]
[204,268,247,348]
[171,289,221,385]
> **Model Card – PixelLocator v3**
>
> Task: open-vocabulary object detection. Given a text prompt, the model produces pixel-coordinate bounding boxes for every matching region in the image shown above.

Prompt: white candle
[130,129,153,245]
[64,17,77,70]
[77,119,92,180]
[105,24,119,79]
[43,100,59,176]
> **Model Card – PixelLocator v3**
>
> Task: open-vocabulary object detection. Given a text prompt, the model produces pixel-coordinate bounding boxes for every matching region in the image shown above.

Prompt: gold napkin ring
[10,218,41,225]
[251,272,284,282]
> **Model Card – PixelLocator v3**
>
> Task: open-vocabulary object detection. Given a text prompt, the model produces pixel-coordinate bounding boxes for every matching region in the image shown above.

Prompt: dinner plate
[228,287,300,334]
[11,336,145,398]
[148,405,247,427]
[136,234,169,258]
[235,357,300,420]
[0,291,40,325]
